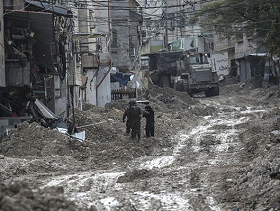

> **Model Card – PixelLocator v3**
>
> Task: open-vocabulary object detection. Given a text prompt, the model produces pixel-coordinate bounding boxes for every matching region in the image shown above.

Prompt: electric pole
[162,0,168,50]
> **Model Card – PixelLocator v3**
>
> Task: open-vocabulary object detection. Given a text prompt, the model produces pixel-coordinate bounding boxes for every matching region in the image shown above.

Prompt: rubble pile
[218,106,280,210]
[0,85,205,210]
[1,80,280,210]
[220,75,263,95]
[0,122,90,158]
[0,179,92,211]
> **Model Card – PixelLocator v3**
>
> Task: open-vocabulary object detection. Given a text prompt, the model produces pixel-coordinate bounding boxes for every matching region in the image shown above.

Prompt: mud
[1,75,280,210]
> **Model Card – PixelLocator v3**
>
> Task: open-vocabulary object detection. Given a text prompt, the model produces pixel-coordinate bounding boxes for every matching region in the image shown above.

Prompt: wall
[140,70,149,89]
[0,3,5,87]
[237,58,251,81]
[85,69,97,105]
[235,35,257,59]
[5,62,30,86]
[214,34,235,52]
[54,75,68,117]
[97,67,111,108]
[209,52,230,77]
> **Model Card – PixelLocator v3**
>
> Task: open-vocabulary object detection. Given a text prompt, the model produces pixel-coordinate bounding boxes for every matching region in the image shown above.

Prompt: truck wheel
[183,80,189,93]
[213,87,219,96]
[205,90,211,97]
[205,87,219,97]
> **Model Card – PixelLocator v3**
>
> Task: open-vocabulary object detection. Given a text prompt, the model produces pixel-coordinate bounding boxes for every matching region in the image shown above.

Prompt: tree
[190,0,280,57]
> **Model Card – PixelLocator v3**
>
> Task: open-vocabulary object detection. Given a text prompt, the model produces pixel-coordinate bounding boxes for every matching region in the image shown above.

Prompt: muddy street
[1,81,280,211]
[37,95,275,210]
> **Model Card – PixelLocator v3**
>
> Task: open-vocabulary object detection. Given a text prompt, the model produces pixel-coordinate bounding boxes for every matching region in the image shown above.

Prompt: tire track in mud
[39,104,268,211]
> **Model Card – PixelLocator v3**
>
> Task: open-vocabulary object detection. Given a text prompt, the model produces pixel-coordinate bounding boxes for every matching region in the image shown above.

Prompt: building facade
[2,0,73,117]
[0,3,4,87]
[110,0,143,73]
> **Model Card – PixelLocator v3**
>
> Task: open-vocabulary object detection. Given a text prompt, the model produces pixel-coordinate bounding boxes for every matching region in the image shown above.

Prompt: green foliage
[261,4,280,57]
[192,0,280,57]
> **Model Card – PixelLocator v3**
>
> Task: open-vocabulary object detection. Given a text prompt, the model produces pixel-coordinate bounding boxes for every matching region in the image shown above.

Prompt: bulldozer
[171,51,219,97]
[175,63,219,97]
[145,50,219,97]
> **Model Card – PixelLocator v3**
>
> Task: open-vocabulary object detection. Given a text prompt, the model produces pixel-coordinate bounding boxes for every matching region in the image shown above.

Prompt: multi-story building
[70,0,111,108]
[110,0,143,73]
[2,0,73,116]
[139,0,165,55]
[0,2,4,87]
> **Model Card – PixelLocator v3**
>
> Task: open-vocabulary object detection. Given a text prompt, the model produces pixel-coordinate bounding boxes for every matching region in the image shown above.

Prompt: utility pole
[180,2,183,38]
[71,19,76,133]
[162,0,168,50]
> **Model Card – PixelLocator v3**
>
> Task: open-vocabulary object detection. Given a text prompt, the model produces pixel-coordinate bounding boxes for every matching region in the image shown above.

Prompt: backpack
[129,105,139,117]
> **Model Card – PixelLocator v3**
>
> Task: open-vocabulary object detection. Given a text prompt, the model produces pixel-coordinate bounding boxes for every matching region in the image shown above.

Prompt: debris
[270,172,280,180]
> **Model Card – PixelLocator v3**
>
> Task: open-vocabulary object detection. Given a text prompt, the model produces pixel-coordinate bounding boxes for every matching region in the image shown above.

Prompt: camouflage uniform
[123,101,132,135]
[128,100,143,141]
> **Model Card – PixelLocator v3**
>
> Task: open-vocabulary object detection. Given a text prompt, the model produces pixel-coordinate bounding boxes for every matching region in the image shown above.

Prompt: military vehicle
[175,58,219,97]
[145,50,219,97]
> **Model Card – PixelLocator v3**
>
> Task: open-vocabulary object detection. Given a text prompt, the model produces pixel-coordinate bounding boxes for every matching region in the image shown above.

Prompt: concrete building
[2,0,73,117]
[71,0,144,107]
[139,0,165,54]
[0,3,4,87]
[70,0,113,108]
[110,0,143,73]
[211,27,269,83]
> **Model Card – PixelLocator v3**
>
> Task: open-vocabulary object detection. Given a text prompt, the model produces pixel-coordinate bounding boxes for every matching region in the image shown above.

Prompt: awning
[248,53,267,57]
[73,32,107,39]
[111,72,131,86]
[5,10,55,72]
[25,0,72,17]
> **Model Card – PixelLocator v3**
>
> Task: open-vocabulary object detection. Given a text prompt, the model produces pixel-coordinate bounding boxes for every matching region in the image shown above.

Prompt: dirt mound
[117,169,154,183]
[0,122,89,158]
[0,179,93,211]
[219,75,240,87]
[219,106,280,210]
[220,74,264,95]
[0,85,228,210]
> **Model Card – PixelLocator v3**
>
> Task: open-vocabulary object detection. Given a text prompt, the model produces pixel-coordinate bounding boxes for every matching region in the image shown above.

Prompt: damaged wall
[85,69,97,106]
[0,4,5,87]
[97,66,111,108]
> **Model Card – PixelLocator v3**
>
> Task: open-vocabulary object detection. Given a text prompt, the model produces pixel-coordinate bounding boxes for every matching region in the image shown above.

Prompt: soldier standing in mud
[143,105,155,138]
[127,100,142,142]
[123,101,132,135]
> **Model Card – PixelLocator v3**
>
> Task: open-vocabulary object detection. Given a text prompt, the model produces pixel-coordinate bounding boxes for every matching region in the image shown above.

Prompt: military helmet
[130,100,137,105]
[145,105,151,110]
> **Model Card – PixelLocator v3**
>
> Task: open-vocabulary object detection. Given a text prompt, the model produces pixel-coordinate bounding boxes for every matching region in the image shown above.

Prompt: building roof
[25,0,72,17]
